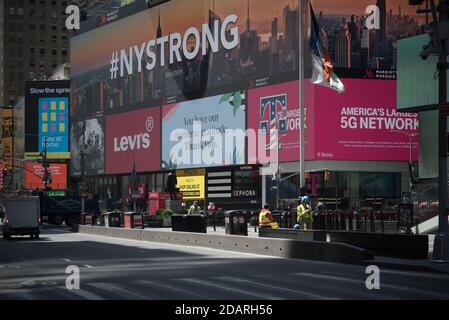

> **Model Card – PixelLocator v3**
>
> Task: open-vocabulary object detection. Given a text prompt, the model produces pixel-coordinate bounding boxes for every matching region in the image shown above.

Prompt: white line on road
[61,259,71,262]
[84,265,93,268]
[89,282,152,300]
[175,277,283,300]
[214,276,337,300]
[294,272,449,299]
[62,288,104,300]
[137,280,211,300]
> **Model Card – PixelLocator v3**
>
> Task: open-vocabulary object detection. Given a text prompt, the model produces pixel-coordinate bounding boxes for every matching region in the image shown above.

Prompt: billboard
[25,163,67,190]
[397,34,449,111]
[177,175,205,200]
[71,0,300,118]
[25,81,71,159]
[2,108,13,170]
[105,107,161,174]
[311,0,425,72]
[247,80,313,163]
[312,78,419,161]
[162,92,246,169]
[70,117,105,176]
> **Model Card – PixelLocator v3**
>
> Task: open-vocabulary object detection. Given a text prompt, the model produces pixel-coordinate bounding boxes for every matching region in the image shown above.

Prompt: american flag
[260,94,287,151]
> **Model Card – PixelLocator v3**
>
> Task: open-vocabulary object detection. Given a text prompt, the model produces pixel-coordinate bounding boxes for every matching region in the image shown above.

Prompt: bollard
[380,210,385,233]
[370,211,375,233]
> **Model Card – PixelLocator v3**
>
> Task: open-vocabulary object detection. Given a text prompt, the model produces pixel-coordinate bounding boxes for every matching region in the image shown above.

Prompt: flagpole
[299,0,306,191]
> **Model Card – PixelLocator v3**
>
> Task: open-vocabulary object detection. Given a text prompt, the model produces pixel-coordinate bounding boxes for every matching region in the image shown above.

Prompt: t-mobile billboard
[313,79,419,161]
[105,107,161,174]
[247,80,312,163]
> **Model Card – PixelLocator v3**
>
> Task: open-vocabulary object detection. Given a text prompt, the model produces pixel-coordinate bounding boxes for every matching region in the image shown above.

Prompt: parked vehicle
[2,197,41,240]
[37,191,100,226]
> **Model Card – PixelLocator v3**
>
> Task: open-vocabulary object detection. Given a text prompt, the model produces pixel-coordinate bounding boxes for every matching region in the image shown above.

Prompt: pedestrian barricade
[171,214,207,233]
[80,212,94,226]
[104,211,122,228]
[123,212,144,229]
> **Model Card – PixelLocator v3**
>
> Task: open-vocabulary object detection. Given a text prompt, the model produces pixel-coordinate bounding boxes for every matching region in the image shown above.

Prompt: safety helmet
[302,196,310,203]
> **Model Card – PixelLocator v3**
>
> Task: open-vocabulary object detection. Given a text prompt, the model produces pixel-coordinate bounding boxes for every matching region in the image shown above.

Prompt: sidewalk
[144,226,449,274]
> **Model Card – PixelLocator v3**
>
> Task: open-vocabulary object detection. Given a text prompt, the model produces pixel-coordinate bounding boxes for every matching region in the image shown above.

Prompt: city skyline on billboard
[71,0,300,118]
[311,0,424,71]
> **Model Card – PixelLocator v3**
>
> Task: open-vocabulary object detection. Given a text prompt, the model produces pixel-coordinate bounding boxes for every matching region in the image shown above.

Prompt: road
[1,226,449,300]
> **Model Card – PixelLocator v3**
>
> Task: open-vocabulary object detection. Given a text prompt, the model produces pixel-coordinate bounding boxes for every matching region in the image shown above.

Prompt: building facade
[69,0,422,213]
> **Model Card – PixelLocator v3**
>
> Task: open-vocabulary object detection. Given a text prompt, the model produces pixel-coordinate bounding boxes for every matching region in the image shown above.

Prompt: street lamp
[390,130,418,203]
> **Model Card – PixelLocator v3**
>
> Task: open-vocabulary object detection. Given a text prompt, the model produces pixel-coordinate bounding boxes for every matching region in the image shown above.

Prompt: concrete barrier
[329,231,429,259]
[77,225,374,265]
[259,228,327,241]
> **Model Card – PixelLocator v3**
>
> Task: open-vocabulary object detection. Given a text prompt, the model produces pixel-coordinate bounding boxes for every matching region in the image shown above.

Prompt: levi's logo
[113,116,154,153]
[114,133,150,152]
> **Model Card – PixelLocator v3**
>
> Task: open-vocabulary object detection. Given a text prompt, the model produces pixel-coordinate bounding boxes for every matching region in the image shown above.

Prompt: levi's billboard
[105,107,161,174]
[312,79,419,161]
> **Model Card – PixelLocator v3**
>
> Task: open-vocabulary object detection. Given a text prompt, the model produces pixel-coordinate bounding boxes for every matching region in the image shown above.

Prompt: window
[61,49,67,56]
[30,60,36,67]
[9,7,15,15]
[40,48,45,55]
[30,47,35,54]
[51,48,57,55]
[17,8,24,16]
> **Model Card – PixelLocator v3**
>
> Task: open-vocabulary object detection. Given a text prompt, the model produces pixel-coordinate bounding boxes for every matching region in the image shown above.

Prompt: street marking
[62,259,71,262]
[62,287,104,300]
[84,264,93,268]
[175,277,283,300]
[137,280,211,300]
[214,276,336,300]
[294,272,449,299]
[89,283,152,300]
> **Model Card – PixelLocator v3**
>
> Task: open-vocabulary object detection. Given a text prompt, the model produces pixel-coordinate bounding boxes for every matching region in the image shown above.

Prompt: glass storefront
[269,171,401,211]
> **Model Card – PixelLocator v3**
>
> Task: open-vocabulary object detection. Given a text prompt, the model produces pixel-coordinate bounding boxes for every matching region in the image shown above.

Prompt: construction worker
[259,204,279,229]
[296,196,312,230]
[188,201,201,215]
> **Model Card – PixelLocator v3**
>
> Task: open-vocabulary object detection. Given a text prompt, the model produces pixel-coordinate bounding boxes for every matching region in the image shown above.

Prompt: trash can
[171,214,186,231]
[185,214,207,233]
[104,211,122,228]
[80,212,94,226]
[123,212,144,229]
[225,211,248,236]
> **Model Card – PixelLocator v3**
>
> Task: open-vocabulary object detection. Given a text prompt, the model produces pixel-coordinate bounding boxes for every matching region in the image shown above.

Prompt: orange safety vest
[259,209,274,226]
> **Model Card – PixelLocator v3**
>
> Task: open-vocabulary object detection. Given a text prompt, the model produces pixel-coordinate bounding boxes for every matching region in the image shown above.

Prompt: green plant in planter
[155,208,173,219]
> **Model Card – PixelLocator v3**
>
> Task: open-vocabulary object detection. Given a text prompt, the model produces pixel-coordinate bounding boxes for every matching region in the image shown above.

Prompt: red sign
[0,160,4,189]
[127,184,148,199]
[105,107,161,174]
[25,163,67,190]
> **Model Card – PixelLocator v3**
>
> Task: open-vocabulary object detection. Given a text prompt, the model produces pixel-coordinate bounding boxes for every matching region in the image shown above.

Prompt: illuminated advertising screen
[25,81,71,159]
[105,107,161,174]
[247,80,313,163]
[2,108,13,170]
[25,163,67,190]
[71,0,300,119]
[70,117,105,176]
[312,78,419,161]
[162,92,246,169]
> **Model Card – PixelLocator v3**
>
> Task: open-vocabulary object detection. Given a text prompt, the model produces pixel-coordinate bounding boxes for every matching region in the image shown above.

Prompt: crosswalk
[1,271,448,300]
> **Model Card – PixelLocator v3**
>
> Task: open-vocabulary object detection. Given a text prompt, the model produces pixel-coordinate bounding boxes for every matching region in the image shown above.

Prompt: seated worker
[296,196,312,230]
[259,204,279,229]
[188,201,201,215]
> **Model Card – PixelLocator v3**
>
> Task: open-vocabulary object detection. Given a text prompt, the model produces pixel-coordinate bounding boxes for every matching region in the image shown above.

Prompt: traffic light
[324,171,331,182]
